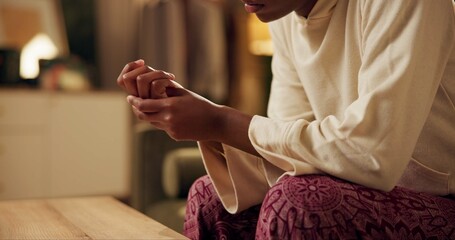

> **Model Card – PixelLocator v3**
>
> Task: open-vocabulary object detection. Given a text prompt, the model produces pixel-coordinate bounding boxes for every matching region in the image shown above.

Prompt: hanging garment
[139,0,188,87]
[187,0,228,103]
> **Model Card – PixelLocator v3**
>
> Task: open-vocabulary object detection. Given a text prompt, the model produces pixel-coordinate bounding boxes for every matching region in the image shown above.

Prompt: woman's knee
[186,175,221,215]
[187,175,214,201]
[260,174,350,215]
[185,175,261,240]
[257,174,365,239]
[184,175,223,238]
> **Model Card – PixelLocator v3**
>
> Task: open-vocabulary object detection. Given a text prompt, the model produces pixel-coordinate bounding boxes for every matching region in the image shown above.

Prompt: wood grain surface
[0,196,187,239]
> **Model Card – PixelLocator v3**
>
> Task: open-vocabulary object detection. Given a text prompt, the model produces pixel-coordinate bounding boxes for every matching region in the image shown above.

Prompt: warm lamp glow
[247,14,273,56]
[20,33,59,79]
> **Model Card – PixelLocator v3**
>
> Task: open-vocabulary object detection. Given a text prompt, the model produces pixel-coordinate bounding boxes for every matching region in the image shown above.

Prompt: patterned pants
[183,175,455,239]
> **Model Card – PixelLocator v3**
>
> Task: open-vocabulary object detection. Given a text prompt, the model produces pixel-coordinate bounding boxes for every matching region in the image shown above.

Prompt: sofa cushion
[162,147,206,198]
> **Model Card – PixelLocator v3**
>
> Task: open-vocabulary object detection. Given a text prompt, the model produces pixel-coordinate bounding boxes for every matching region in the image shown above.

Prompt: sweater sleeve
[197,141,270,213]
[249,0,455,191]
[266,20,315,122]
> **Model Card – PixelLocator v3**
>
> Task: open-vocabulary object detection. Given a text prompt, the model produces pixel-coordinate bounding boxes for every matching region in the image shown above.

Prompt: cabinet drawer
[0,91,48,126]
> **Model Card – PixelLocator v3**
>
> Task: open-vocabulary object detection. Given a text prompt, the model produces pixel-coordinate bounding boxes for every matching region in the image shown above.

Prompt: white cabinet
[0,135,47,199]
[0,90,131,200]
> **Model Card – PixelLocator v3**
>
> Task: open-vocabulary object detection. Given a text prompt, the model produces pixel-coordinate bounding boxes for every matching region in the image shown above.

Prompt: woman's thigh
[257,174,455,240]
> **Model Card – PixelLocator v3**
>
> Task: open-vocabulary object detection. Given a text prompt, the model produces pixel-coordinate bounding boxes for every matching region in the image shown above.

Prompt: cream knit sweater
[199,0,455,213]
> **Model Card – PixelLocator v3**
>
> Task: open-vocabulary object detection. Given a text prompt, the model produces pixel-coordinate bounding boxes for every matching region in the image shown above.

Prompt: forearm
[210,105,260,157]
[125,82,260,156]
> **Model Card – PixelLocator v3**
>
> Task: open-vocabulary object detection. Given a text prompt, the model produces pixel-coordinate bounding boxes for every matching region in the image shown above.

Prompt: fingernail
[166,72,175,79]
[135,59,144,64]
[126,95,134,104]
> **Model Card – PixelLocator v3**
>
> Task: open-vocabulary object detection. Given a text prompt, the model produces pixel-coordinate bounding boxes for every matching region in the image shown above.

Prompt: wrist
[211,104,255,152]
[208,104,231,142]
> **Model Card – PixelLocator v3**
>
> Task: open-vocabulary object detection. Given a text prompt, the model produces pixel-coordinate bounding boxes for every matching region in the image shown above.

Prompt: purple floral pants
[183,174,455,239]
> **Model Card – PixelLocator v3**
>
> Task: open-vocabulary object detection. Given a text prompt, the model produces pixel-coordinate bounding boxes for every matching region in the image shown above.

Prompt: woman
[118,0,455,238]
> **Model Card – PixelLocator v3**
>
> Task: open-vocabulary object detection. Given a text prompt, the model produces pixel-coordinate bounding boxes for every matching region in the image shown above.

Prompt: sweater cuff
[197,141,269,213]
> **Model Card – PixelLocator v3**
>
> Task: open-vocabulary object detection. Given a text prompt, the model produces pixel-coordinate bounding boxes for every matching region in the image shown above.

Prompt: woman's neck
[296,0,318,18]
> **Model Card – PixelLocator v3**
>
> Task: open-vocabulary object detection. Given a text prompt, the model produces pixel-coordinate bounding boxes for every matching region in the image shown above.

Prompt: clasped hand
[117,59,221,141]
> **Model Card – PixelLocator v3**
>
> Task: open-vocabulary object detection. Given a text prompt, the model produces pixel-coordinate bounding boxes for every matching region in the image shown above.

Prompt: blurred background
[0,0,273,232]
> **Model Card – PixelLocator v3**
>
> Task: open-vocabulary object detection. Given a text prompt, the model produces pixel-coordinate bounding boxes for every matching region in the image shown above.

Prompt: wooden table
[0,196,188,239]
